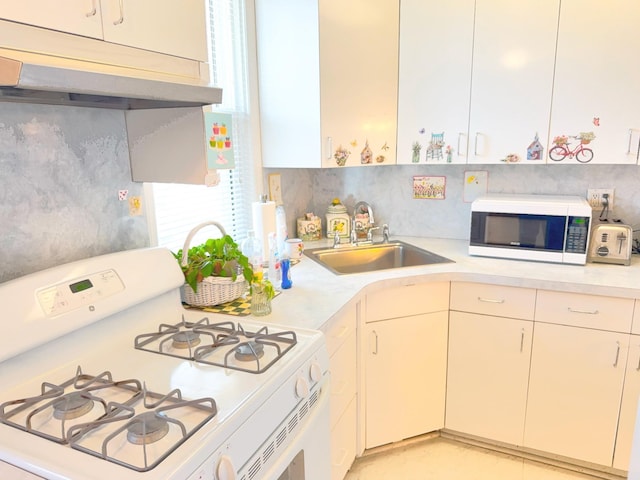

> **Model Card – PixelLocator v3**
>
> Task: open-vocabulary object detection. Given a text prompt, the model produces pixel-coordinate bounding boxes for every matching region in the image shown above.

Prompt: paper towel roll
[252,201,277,261]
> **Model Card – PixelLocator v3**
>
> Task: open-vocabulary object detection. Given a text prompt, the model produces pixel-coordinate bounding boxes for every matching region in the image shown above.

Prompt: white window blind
[148,0,255,254]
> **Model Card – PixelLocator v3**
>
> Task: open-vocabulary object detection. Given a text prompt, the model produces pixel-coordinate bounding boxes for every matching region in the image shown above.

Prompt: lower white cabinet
[365,311,448,448]
[613,335,640,470]
[321,303,358,480]
[524,322,629,465]
[446,311,532,445]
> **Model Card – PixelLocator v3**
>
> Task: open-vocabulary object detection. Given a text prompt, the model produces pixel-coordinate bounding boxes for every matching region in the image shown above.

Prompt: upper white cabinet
[468,0,558,165]
[255,0,399,168]
[396,0,474,165]
[397,0,558,165]
[547,0,640,165]
[0,0,208,62]
[0,1,104,39]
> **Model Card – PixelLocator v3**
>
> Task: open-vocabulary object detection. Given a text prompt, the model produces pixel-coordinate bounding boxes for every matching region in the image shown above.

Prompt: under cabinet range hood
[0,51,222,110]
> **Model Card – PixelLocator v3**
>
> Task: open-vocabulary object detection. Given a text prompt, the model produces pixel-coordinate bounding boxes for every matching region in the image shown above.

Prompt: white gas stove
[0,248,330,480]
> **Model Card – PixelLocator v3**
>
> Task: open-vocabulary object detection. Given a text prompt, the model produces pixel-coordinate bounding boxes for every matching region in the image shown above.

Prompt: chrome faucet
[352,201,375,245]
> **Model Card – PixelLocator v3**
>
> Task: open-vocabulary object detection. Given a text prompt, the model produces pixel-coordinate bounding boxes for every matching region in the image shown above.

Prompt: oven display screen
[69,279,93,294]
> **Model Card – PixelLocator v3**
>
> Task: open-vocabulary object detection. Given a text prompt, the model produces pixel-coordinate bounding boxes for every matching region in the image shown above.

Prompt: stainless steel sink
[303,241,454,275]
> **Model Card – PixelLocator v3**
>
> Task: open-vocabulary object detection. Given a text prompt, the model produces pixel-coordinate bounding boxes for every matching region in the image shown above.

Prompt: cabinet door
[613,337,640,470]
[549,0,640,165]
[396,0,474,165]
[467,0,558,164]
[319,0,399,167]
[446,312,532,445]
[0,1,103,38]
[101,0,208,61]
[524,323,629,465]
[365,311,447,448]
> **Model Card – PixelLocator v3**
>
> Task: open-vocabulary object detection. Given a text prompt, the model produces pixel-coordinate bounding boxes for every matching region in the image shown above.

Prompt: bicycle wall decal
[548,132,596,163]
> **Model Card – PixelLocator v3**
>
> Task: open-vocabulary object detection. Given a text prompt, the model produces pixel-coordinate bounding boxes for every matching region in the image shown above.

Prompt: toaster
[588,224,633,266]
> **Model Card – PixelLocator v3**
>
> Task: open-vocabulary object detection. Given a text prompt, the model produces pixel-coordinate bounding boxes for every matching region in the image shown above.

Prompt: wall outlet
[587,189,614,209]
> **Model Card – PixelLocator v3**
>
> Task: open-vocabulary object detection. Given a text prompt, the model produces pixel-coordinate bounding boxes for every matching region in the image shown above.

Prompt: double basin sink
[303,240,453,275]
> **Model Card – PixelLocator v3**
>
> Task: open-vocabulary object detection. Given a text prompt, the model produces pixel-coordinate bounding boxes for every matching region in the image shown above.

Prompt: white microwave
[469,194,592,265]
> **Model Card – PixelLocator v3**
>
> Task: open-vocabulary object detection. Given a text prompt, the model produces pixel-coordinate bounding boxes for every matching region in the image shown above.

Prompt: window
[146,0,257,254]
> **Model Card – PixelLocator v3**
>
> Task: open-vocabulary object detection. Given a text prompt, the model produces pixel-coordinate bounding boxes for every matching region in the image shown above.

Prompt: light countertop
[233,236,640,331]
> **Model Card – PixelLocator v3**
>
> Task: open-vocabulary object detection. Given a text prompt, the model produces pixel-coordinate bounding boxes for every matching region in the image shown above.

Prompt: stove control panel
[36,269,125,316]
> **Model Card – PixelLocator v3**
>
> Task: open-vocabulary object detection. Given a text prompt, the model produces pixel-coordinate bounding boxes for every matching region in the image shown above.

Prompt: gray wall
[266,164,640,241]
[2,102,639,284]
[0,104,148,283]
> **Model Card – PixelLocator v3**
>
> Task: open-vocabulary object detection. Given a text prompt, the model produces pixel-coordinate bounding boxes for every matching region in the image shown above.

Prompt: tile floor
[344,437,611,480]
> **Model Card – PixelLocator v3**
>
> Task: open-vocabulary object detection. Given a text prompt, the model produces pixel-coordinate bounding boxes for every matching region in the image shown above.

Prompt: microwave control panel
[565,216,590,254]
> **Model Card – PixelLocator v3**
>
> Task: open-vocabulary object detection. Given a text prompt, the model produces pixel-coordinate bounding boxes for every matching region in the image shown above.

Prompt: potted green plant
[173,221,253,306]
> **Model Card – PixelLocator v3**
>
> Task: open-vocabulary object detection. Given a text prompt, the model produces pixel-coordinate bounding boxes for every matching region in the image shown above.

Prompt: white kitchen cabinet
[397,0,558,165]
[0,1,104,39]
[321,303,358,480]
[525,324,629,465]
[363,282,449,449]
[548,0,640,165]
[446,283,535,445]
[0,0,208,62]
[613,335,640,470]
[447,312,532,445]
[365,311,447,449]
[255,0,399,168]
[467,0,558,164]
[396,0,474,165]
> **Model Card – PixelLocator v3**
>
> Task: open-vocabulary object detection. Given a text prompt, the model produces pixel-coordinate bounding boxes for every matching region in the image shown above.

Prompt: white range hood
[0,50,222,110]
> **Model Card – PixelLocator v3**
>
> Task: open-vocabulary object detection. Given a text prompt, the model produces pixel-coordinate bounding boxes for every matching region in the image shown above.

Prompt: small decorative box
[297,215,322,241]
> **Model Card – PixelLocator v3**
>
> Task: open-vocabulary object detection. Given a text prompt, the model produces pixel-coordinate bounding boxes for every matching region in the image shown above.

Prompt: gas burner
[235,341,265,362]
[171,330,201,349]
[135,319,297,374]
[126,411,170,445]
[52,392,94,420]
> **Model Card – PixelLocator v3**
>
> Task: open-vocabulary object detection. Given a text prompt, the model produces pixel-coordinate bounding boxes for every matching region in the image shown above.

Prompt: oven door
[263,383,330,480]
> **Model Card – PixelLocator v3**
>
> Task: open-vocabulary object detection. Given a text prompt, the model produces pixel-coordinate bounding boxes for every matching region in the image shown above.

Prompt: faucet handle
[382,224,390,243]
[367,226,380,242]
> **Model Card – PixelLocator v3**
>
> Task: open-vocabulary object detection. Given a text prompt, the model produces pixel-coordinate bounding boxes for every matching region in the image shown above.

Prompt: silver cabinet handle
[326,137,333,160]
[520,328,525,353]
[86,0,97,17]
[477,296,504,304]
[457,132,465,157]
[567,307,599,315]
[113,0,124,25]
[372,330,378,355]
[628,129,633,155]
[613,341,621,368]
[474,132,480,156]
[636,345,640,371]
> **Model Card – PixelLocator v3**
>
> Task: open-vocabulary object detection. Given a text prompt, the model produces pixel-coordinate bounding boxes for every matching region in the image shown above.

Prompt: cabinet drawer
[366,282,449,322]
[633,300,640,336]
[450,282,536,320]
[322,303,357,358]
[331,398,357,480]
[535,290,634,332]
[329,329,357,431]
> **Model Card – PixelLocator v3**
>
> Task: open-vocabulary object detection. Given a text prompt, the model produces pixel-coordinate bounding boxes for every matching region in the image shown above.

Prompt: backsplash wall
[0,103,148,283]
[2,102,639,284]
[266,165,640,241]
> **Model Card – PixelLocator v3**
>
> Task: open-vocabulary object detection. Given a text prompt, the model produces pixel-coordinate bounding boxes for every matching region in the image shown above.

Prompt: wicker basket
[179,221,248,307]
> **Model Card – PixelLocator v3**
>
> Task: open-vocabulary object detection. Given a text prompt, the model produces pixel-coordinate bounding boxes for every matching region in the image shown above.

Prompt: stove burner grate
[135,319,297,374]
